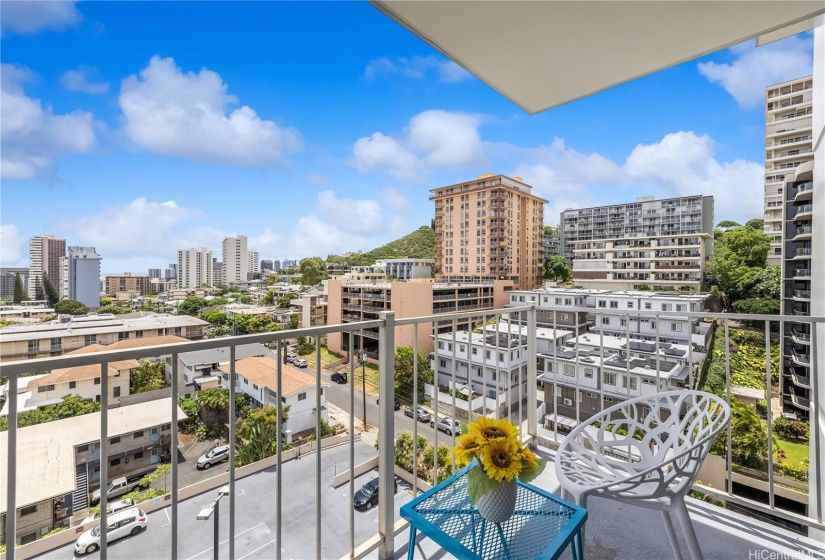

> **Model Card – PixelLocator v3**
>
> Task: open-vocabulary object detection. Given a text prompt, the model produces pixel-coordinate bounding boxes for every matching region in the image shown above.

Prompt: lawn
[777,437,809,465]
[301,346,344,370]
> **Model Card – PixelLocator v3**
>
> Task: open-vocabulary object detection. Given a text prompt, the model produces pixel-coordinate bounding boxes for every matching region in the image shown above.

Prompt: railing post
[377,310,396,560]
[526,302,538,441]
[5,369,17,559]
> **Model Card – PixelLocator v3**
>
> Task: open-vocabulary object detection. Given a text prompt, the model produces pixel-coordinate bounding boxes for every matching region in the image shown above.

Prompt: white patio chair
[555,390,730,560]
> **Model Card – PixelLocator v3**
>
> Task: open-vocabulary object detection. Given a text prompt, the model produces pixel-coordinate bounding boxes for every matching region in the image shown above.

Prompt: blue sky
[0,1,815,274]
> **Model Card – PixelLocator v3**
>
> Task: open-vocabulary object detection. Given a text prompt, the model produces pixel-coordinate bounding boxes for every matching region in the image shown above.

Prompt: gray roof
[179,343,271,367]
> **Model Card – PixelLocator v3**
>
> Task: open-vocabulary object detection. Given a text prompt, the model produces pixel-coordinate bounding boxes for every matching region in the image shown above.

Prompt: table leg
[573,530,584,560]
[407,525,417,560]
[495,523,511,560]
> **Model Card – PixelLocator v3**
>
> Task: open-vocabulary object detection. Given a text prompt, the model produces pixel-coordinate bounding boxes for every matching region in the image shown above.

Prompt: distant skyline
[0,2,814,274]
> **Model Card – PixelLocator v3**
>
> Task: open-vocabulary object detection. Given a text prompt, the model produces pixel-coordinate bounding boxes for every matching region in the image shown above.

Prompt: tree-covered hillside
[327,226,434,267]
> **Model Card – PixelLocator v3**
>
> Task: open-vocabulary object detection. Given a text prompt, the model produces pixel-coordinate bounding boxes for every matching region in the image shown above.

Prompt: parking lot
[35,442,411,559]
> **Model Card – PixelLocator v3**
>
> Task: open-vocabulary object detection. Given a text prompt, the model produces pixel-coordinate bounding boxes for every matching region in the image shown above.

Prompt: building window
[602,317,610,325]
[253,384,259,390]
[298,392,307,401]
[604,372,616,385]
[113,386,121,398]
[584,368,594,378]
[21,505,37,516]
[620,318,627,327]
[37,384,55,393]
[622,376,638,390]
[498,352,504,362]
[472,348,477,355]
[609,301,618,309]
[561,313,569,321]
[110,458,121,467]
[662,304,672,311]
[439,359,446,368]
[84,335,97,345]
[627,302,634,309]
[134,431,144,438]
[134,452,144,460]
[438,341,444,350]
[94,377,101,385]
[597,301,606,308]
[110,436,121,445]
[671,323,683,332]
[136,330,144,339]
[69,381,76,389]
[77,444,90,453]
[563,365,575,377]
[554,386,562,397]
[644,302,652,310]
[676,304,687,312]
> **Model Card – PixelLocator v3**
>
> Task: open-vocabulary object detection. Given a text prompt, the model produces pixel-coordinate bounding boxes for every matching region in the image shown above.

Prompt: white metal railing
[1,305,824,559]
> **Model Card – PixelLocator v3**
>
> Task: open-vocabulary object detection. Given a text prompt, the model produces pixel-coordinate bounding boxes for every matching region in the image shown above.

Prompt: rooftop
[0,314,207,342]
[179,342,270,367]
[224,356,326,396]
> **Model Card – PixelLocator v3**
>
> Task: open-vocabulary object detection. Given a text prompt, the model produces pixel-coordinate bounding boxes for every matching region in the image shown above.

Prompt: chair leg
[577,493,588,546]
[673,497,704,560]
[661,510,684,560]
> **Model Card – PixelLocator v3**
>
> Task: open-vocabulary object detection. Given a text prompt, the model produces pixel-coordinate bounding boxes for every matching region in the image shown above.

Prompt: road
[36,442,410,559]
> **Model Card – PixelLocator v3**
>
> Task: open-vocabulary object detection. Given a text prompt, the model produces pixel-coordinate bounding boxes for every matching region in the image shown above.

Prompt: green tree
[99,297,113,306]
[288,313,299,330]
[13,272,27,303]
[130,361,167,394]
[42,272,60,307]
[1,394,101,431]
[235,405,290,466]
[729,400,776,468]
[179,296,208,315]
[232,293,253,304]
[394,346,432,402]
[296,336,315,355]
[745,218,765,230]
[299,257,326,285]
[277,293,298,309]
[200,310,228,325]
[97,305,130,315]
[542,255,572,282]
[33,276,45,301]
[196,387,230,411]
[260,290,276,306]
[206,326,231,338]
[716,220,741,230]
[713,226,772,306]
[54,299,89,315]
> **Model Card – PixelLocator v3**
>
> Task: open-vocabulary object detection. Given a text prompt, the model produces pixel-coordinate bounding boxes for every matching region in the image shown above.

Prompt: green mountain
[327,226,434,266]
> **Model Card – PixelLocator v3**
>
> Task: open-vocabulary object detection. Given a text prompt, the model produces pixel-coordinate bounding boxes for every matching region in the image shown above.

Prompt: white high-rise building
[177,248,214,289]
[222,236,248,285]
[28,235,66,299]
[764,76,814,266]
[248,250,260,275]
[59,247,101,308]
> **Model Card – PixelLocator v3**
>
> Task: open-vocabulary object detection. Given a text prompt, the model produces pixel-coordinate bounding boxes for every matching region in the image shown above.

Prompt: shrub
[775,461,809,482]
[755,399,768,416]
[772,417,809,441]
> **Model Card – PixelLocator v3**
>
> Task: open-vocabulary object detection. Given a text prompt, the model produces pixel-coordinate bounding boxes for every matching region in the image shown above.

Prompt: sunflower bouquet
[453,417,546,504]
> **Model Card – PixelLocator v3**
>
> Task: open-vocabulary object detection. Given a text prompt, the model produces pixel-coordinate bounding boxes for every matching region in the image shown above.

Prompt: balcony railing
[1,306,824,560]
[796,248,813,257]
[794,204,813,217]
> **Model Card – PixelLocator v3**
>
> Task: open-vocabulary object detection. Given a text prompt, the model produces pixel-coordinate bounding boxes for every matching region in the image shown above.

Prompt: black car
[331,370,347,384]
[376,398,401,411]
[353,477,399,511]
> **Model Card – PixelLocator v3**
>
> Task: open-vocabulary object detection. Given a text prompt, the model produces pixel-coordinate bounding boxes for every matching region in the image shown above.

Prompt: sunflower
[480,438,523,482]
[518,445,539,471]
[453,432,485,467]
[470,417,519,444]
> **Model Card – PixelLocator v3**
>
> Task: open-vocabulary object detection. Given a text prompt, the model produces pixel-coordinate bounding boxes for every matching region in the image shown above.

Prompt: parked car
[75,508,147,555]
[331,370,347,384]
[286,354,297,363]
[197,444,231,469]
[376,398,401,410]
[430,417,461,436]
[90,472,150,506]
[404,407,432,423]
[353,477,398,511]
[82,498,135,524]
[294,358,308,368]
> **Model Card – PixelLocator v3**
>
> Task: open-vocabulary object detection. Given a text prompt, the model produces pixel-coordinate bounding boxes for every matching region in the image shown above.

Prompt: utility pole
[362,350,368,431]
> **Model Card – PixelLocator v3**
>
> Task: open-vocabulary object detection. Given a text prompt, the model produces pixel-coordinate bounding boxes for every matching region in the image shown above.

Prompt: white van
[75,507,147,555]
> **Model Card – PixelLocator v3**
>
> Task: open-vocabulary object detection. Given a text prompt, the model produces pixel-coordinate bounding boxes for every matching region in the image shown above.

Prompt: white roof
[0,398,187,513]
[0,314,207,342]
[373,1,824,114]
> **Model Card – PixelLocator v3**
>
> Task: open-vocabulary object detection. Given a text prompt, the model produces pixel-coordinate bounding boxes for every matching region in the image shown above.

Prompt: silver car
[197,444,230,469]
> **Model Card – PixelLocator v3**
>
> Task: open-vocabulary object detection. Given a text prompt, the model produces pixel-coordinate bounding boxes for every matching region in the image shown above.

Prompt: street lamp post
[196,485,230,560]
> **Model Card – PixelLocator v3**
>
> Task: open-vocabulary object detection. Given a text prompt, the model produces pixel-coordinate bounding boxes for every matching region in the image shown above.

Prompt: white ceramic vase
[475,478,517,523]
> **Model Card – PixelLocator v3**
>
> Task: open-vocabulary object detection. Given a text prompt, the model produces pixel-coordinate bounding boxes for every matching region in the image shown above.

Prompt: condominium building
[248,250,260,276]
[326,278,513,357]
[222,236,249,285]
[213,261,223,287]
[506,288,594,335]
[272,260,281,272]
[105,273,151,297]
[148,268,162,279]
[165,264,177,280]
[1,267,29,301]
[261,259,273,272]
[295,293,328,330]
[28,235,66,299]
[431,173,547,290]
[59,247,101,309]
[177,247,214,289]
[543,226,562,259]
[764,76,813,266]
[781,161,814,420]
[560,195,714,292]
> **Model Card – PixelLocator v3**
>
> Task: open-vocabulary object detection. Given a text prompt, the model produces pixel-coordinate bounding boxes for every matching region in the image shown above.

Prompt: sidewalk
[327,401,378,447]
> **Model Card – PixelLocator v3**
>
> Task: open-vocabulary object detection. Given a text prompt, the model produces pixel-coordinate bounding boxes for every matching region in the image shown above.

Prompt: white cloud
[0,0,81,35]
[60,66,109,94]
[379,189,410,213]
[119,56,302,168]
[1,64,97,179]
[316,190,384,235]
[698,35,813,108]
[510,131,762,225]
[55,198,203,259]
[0,225,26,266]
[365,56,471,83]
[352,110,485,180]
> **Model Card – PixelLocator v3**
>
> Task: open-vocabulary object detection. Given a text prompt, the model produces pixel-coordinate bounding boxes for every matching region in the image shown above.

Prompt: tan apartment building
[0,314,207,360]
[431,174,546,290]
[326,278,513,357]
[764,76,813,266]
[295,293,327,330]
[105,272,152,297]
[28,235,66,299]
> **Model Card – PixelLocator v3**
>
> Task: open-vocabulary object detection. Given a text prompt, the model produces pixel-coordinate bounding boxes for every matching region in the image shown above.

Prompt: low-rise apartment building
[0,398,186,546]
[105,273,152,297]
[326,278,513,357]
[177,343,270,397]
[220,356,328,436]
[382,259,434,280]
[506,288,596,335]
[0,314,207,360]
[24,355,136,409]
[0,305,55,323]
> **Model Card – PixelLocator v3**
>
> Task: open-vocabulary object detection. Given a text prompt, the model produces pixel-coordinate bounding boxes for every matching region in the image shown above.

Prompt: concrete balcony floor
[367,448,824,560]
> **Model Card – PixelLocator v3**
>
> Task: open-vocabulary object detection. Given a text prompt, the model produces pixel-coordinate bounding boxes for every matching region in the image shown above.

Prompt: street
[35,442,411,559]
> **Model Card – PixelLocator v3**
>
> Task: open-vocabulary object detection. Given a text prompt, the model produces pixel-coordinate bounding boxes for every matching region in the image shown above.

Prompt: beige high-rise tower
[431,174,547,290]
[28,235,66,299]
[764,76,813,266]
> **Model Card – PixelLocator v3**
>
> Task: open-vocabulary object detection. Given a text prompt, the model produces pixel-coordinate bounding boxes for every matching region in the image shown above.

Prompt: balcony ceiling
[371,1,825,114]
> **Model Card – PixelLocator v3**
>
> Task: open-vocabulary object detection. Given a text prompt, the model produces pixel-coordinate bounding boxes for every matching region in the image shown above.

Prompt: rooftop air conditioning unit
[563,398,573,406]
